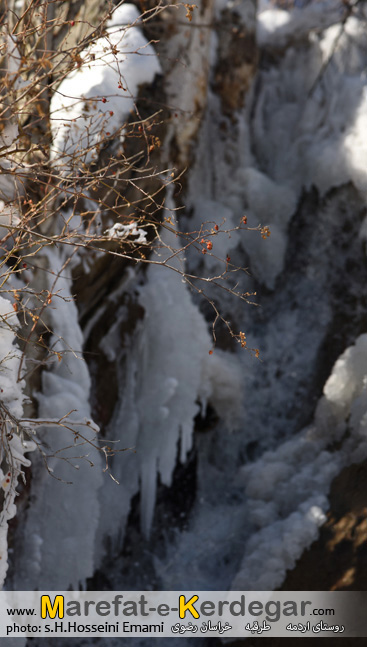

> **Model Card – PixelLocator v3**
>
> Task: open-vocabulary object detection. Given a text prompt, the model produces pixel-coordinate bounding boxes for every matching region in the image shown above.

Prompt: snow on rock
[0,296,35,589]
[257,0,346,49]
[231,7,367,288]
[232,334,367,591]
[50,4,161,169]
[232,499,327,590]
[225,2,367,592]
[106,222,148,244]
[253,14,367,200]
[315,334,367,455]
[12,252,103,590]
[0,297,25,420]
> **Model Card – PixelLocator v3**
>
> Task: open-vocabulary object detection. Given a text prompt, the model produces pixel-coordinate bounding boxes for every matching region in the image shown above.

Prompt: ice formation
[0,36,36,590]
[0,297,35,588]
[6,0,367,606]
[50,4,161,168]
[11,248,104,590]
[226,3,367,590]
[95,214,244,546]
[232,334,367,590]
[135,228,243,536]
[222,3,367,288]
[257,0,346,48]
[8,0,243,587]
[253,10,367,198]
[12,5,162,588]
[159,0,367,593]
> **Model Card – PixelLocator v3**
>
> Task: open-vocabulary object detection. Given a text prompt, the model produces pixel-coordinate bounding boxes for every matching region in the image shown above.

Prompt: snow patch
[50,4,161,169]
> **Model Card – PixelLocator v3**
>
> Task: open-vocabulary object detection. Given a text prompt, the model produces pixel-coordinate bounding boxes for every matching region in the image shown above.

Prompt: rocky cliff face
[3,0,367,644]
